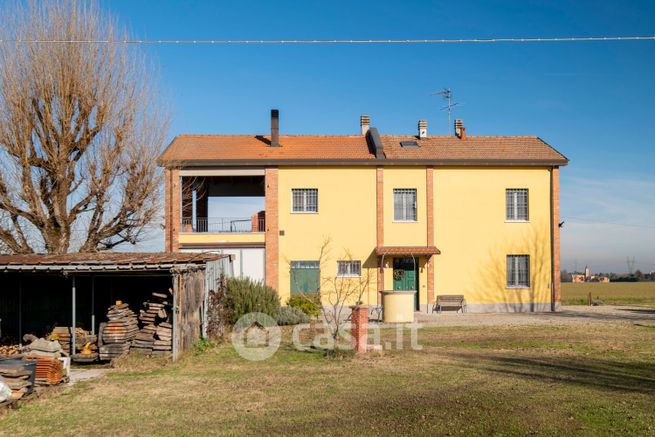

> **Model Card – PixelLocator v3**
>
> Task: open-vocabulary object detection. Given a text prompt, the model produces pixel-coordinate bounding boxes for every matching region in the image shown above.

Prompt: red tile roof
[158,133,568,166]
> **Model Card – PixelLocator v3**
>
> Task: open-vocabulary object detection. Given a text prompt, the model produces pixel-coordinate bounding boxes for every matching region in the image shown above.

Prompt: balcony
[180,174,265,235]
[181,215,265,233]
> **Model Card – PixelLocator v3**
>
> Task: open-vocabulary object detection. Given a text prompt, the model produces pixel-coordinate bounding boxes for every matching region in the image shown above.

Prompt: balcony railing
[181,217,265,233]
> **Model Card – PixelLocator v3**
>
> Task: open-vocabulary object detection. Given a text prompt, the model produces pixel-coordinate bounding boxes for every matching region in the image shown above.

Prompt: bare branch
[0,0,169,253]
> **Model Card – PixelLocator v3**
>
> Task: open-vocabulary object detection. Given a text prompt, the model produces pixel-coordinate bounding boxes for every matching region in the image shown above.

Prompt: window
[506,189,529,221]
[393,189,417,221]
[507,255,530,288]
[292,189,318,213]
[290,261,320,294]
[337,260,361,277]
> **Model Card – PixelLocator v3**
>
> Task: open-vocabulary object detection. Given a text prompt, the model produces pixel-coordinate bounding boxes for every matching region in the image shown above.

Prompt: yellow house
[158,110,568,312]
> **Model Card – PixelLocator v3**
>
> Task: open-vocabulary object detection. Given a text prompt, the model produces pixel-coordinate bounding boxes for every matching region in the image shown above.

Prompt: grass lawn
[562,281,655,306]
[1,323,654,436]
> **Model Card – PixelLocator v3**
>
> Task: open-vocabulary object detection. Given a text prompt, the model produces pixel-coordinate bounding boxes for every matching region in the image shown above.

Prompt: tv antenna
[430,88,461,135]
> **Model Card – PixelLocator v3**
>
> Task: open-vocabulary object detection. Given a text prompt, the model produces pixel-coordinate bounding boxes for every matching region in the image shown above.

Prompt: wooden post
[72,276,76,356]
[588,292,592,306]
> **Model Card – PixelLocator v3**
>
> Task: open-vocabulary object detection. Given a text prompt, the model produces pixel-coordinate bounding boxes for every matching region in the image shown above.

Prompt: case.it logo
[231,312,281,361]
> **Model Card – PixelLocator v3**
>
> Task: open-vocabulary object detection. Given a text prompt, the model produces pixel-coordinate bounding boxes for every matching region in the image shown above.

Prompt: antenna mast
[430,88,460,135]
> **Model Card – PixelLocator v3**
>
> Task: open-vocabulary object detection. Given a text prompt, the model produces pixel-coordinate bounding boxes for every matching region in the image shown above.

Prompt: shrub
[287,293,321,317]
[276,306,310,326]
[224,277,280,325]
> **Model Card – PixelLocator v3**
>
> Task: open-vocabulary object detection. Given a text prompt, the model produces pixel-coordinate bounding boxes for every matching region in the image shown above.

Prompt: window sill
[505,220,530,223]
[393,220,418,223]
[291,211,318,214]
[337,275,361,278]
[506,286,531,290]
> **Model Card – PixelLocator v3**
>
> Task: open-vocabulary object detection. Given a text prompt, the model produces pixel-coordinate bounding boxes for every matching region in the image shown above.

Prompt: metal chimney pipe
[271,109,280,147]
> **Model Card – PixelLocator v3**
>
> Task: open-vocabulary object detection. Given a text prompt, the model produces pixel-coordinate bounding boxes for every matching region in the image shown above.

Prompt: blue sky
[102,0,655,273]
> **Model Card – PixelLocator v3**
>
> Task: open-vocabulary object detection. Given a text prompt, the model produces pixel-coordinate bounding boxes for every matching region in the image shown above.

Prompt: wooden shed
[0,253,233,360]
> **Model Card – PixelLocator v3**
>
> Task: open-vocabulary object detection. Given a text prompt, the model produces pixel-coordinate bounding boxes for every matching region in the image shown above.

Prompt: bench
[433,295,466,313]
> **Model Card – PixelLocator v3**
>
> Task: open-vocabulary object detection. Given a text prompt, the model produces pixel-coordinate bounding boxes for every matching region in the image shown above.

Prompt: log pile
[132,292,173,355]
[0,345,21,357]
[99,302,138,360]
[23,355,63,385]
[50,327,97,358]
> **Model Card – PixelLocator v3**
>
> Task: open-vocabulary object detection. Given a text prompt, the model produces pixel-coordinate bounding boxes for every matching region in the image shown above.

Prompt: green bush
[287,294,321,317]
[224,277,280,325]
[275,306,310,325]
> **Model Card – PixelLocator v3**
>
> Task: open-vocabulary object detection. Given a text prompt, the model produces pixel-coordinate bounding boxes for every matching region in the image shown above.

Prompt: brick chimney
[454,119,466,140]
[418,119,428,139]
[360,115,370,135]
[271,109,280,147]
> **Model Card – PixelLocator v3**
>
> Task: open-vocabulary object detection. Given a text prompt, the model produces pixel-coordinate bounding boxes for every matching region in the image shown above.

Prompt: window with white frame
[506,189,529,221]
[507,255,530,288]
[393,189,417,221]
[292,188,318,213]
[337,260,361,277]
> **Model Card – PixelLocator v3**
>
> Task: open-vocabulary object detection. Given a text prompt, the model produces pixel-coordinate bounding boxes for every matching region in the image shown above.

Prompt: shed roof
[0,252,228,273]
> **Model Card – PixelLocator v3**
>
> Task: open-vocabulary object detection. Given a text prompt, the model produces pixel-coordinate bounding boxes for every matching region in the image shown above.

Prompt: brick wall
[351,305,368,354]
[426,167,435,305]
[265,168,279,292]
[552,166,561,309]
[376,167,384,302]
[164,168,180,252]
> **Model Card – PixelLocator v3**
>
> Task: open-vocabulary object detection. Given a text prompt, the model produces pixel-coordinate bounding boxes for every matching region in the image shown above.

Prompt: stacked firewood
[99,302,138,360]
[50,327,96,357]
[132,292,173,355]
[0,345,21,357]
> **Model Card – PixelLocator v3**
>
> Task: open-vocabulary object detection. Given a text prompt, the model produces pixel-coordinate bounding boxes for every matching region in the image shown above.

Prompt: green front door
[290,261,320,295]
[392,257,419,310]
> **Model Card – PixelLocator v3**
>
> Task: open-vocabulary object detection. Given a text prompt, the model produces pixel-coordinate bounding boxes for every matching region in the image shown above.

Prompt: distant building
[571,265,609,283]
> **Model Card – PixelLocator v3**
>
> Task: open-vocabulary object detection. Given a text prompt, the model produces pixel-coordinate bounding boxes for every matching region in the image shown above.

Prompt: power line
[0,36,654,45]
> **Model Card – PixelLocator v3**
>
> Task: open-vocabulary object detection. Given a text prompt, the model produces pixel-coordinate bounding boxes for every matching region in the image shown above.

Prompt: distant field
[562,281,655,306]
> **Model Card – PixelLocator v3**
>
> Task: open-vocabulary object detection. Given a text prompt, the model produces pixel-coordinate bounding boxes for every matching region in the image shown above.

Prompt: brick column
[164,168,180,252]
[350,305,369,354]
[426,167,435,305]
[376,167,384,303]
[551,167,561,310]
[265,168,279,292]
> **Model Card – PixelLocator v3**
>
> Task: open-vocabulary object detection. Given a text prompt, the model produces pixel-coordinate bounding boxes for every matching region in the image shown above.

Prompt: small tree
[0,1,168,253]
[289,237,372,345]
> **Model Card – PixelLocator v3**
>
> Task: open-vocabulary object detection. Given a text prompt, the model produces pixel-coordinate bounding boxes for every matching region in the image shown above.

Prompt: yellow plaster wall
[179,232,265,245]
[383,167,427,247]
[277,167,378,305]
[433,168,553,308]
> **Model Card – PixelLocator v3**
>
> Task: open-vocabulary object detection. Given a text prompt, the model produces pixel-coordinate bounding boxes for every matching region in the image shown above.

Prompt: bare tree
[0,0,168,253]
[289,237,372,344]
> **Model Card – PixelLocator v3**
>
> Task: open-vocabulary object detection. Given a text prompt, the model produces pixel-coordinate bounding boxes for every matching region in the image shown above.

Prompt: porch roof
[375,246,441,257]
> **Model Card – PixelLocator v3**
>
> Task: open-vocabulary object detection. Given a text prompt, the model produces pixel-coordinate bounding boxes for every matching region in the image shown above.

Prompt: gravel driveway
[411,305,655,327]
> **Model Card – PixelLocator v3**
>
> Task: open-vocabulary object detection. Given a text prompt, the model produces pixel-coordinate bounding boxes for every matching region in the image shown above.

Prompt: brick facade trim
[426,167,435,305]
[265,168,279,292]
[551,167,561,309]
[376,167,384,303]
[164,168,180,252]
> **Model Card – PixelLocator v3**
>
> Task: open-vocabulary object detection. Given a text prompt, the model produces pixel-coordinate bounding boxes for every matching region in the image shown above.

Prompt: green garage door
[290,261,320,295]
